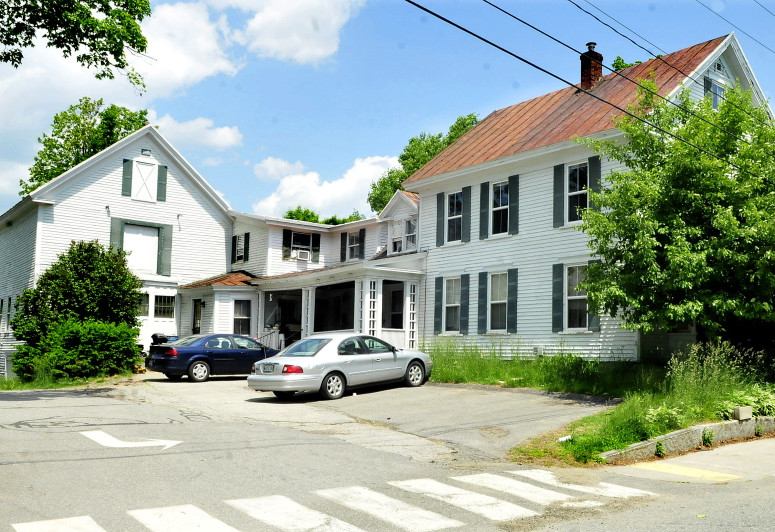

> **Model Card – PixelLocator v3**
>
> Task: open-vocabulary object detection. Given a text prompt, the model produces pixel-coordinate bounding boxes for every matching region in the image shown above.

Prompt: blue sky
[1,0,774,218]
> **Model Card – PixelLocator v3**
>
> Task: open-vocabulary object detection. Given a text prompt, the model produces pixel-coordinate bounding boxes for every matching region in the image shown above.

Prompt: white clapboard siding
[0,206,38,301]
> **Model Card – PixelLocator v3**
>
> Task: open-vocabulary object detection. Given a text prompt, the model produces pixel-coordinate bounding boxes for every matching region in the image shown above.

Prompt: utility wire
[567,0,768,124]
[754,0,775,19]
[482,0,749,146]
[401,0,747,175]
[694,0,775,55]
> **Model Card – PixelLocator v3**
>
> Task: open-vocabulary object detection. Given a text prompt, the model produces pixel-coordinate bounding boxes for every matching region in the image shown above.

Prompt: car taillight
[282,365,303,374]
[162,348,179,358]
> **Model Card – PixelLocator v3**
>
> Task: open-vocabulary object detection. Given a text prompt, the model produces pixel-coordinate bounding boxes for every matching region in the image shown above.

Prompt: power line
[694,0,775,56]
[482,0,748,147]
[401,0,748,175]
[754,0,775,19]
[566,0,768,124]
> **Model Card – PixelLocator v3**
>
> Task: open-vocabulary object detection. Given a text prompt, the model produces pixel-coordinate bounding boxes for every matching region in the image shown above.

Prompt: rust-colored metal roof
[181,270,256,288]
[405,36,727,184]
[400,190,420,206]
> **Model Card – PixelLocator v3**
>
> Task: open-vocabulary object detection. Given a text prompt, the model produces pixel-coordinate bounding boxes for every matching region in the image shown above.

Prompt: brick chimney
[580,42,603,90]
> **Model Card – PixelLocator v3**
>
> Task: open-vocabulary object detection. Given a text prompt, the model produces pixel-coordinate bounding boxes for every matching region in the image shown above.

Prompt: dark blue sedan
[145,334,279,382]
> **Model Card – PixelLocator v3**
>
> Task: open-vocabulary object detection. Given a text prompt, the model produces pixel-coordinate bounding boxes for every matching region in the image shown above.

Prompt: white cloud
[149,110,243,150]
[208,0,365,64]
[0,161,28,196]
[135,2,240,98]
[252,155,397,217]
[253,156,306,180]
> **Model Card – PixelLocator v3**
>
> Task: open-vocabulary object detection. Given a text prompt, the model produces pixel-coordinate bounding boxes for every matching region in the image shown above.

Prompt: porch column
[301,287,315,338]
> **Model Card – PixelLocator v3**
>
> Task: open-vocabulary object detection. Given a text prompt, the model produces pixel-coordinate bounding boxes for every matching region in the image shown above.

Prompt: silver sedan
[247,332,433,400]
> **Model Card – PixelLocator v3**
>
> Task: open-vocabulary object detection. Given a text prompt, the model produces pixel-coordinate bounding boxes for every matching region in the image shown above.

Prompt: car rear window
[280,338,331,357]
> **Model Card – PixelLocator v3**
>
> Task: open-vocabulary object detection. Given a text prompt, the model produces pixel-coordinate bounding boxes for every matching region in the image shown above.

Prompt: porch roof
[180,270,257,288]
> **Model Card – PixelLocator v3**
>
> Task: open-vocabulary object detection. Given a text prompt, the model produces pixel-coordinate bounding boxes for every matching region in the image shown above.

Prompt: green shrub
[12,319,140,380]
[655,440,666,457]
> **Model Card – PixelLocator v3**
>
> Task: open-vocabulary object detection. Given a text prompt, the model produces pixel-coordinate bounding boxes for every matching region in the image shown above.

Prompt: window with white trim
[566,265,587,329]
[704,76,725,109]
[445,277,461,332]
[292,232,312,257]
[154,295,175,319]
[391,218,417,254]
[489,272,507,331]
[234,300,251,335]
[491,182,509,235]
[138,293,149,316]
[567,162,588,223]
[348,232,360,259]
[447,192,463,242]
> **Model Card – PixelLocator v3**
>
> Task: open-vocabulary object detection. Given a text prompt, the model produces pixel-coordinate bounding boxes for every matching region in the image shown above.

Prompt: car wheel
[273,391,295,399]
[188,361,210,382]
[164,373,183,381]
[404,361,425,387]
[320,372,345,400]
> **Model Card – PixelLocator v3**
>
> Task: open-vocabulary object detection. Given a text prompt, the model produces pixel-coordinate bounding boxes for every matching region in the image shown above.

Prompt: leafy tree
[22,97,147,195]
[579,82,775,349]
[322,210,366,225]
[11,241,143,350]
[283,205,321,223]
[611,55,641,71]
[0,0,151,87]
[368,113,478,212]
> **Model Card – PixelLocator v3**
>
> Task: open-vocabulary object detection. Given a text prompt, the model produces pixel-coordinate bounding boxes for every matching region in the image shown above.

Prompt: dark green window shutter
[358,228,366,259]
[460,274,469,335]
[282,229,292,260]
[588,155,601,211]
[158,224,173,276]
[243,232,250,261]
[553,164,565,228]
[122,159,132,196]
[508,174,519,235]
[507,268,518,333]
[552,263,564,332]
[340,232,347,262]
[479,182,489,240]
[704,76,712,96]
[477,271,488,334]
[461,186,471,243]
[157,165,168,202]
[312,234,321,263]
[109,218,123,250]
[436,193,444,247]
[434,277,443,334]
[587,259,601,332]
[231,235,237,263]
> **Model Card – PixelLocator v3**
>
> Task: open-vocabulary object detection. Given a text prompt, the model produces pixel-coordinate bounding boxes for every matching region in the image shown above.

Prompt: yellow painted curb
[631,462,741,481]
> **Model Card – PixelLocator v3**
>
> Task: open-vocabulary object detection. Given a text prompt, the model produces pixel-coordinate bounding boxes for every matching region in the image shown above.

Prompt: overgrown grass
[427,338,775,464]
[425,338,665,397]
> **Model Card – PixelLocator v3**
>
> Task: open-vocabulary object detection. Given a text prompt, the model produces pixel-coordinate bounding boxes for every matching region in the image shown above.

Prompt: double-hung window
[491,182,509,235]
[445,278,461,332]
[292,232,312,260]
[405,219,417,250]
[138,294,149,316]
[566,265,587,330]
[348,232,360,259]
[391,219,417,254]
[447,192,463,242]
[489,272,508,331]
[154,295,175,319]
[567,163,588,223]
[704,76,725,109]
[234,300,251,335]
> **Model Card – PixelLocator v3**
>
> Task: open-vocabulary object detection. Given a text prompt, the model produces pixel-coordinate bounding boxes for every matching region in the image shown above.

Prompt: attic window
[141,148,152,156]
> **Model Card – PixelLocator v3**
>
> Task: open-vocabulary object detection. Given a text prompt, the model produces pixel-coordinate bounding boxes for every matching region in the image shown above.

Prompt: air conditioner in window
[295,249,310,261]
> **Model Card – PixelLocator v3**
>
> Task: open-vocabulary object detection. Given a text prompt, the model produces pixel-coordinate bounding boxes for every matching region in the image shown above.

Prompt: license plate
[260,364,275,374]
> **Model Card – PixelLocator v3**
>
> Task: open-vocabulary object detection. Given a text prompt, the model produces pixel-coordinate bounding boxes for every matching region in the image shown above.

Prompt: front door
[192,299,203,334]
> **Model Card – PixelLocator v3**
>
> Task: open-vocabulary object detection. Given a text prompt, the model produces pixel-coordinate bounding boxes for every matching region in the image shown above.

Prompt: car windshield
[172,335,207,347]
[279,338,331,357]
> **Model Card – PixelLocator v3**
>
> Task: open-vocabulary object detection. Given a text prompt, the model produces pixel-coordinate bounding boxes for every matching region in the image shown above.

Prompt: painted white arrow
[80,430,182,450]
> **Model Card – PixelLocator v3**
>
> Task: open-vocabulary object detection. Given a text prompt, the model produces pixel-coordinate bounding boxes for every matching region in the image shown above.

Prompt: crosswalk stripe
[629,462,742,481]
[226,495,366,532]
[316,486,464,532]
[389,478,538,521]
[510,470,656,498]
[127,504,240,532]
[12,516,107,532]
[452,473,575,505]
